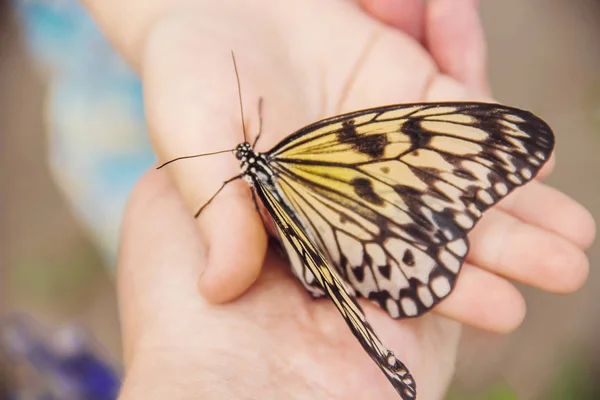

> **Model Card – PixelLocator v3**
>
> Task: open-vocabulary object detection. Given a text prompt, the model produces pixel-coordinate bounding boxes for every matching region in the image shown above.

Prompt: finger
[496,180,596,249]
[358,0,426,41]
[118,169,209,363]
[434,264,526,333]
[468,208,590,294]
[143,15,276,303]
[425,0,490,95]
[328,27,437,112]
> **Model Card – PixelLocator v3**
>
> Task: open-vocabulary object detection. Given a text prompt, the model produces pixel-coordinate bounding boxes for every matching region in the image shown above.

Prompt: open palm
[119,169,459,399]
[115,1,593,399]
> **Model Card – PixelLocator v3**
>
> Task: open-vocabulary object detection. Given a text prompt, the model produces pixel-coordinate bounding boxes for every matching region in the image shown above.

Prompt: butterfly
[159,55,555,399]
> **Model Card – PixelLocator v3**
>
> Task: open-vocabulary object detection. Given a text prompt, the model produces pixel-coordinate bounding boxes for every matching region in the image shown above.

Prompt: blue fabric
[0,315,121,399]
[14,0,155,267]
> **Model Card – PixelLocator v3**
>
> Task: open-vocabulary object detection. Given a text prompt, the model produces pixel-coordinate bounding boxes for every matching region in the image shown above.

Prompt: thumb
[118,169,207,364]
[142,15,268,303]
[358,0,426,42]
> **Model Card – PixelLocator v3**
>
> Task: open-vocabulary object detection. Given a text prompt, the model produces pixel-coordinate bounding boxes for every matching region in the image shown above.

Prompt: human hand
[129,0,592,320]
[80,0,595,398]
[117,157,593,400]
[118,170,461,399]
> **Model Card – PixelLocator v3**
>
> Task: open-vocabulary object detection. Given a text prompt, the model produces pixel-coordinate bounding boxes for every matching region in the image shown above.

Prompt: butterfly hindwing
[275,174,468,318]
[252,177,417,399]
[267,102,554,318]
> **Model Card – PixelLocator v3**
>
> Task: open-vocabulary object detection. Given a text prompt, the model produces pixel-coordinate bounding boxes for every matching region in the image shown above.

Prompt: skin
[80,0,595,398]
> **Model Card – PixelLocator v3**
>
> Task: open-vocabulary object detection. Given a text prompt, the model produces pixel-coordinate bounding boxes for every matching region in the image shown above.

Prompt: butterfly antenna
[156,148,233,169]
[231,51,248,144]
[252,97,264,148]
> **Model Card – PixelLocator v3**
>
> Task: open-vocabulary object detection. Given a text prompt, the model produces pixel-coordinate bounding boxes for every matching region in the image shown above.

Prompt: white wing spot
[477,190,494,205]
[338,232,364,267]
[387,260,410,293]
[495,152,517,172]
[504,135,528,152]
[431,276,452,298]
[528,156,541,166]
[420,206,435,223]
[468,203,482,217]
[447,238,468,257]
[417,286,434,307]
[384,238,436,283]
[504,113,526,123]
[439,249,461,273]
[499,120,525,134]
[534,150,546,160]
[494,182,508,196]
[422,195,444,212]
[520,168,533,179]
[508,174,523,184]
[386,298,400,318]
[366,243,386,266]
[401,297,418,317]
[455,214,474,229]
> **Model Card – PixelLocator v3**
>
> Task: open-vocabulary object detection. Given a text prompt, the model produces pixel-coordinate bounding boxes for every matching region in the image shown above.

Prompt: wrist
[119,346,237,400]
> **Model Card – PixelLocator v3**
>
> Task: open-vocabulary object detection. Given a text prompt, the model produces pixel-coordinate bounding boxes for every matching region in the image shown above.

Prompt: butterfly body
[235,142,273,187]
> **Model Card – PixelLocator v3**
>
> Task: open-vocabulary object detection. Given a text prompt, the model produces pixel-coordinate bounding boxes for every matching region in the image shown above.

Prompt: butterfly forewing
[253,177,417,399]
[267,102,554,318]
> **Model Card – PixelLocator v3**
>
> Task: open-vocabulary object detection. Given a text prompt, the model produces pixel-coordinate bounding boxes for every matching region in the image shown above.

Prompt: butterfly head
[234,142,254,161]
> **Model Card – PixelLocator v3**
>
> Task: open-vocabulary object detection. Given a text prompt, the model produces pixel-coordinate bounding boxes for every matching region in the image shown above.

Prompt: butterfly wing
[266,102,554,318]
[252,177,417,399]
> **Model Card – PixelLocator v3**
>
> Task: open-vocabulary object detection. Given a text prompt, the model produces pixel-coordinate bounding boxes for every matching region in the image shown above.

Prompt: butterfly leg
[194,174,242,218]
[251,97,264,148]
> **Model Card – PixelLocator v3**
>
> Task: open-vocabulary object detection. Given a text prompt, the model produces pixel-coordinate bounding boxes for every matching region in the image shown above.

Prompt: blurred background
[1,1,599,399]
